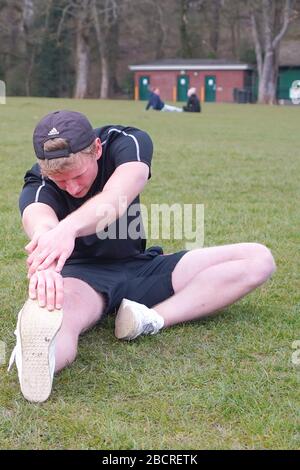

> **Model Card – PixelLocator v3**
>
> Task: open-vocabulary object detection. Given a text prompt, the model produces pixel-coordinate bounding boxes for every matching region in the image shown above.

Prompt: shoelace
[7,328,18,372]
[143,323,156,335]
[7,346,17,372]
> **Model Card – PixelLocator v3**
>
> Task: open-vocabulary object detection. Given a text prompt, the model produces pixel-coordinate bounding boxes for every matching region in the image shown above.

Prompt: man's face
[48,157,99,198]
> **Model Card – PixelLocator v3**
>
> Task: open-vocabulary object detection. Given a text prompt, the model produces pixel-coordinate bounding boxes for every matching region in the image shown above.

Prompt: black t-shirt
[19,125,153,261]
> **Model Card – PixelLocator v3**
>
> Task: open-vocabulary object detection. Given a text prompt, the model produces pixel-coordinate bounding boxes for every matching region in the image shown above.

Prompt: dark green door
[177,75,189,101]
[277,67,300,100]
[139,76,150,100]
[205,76,216,102]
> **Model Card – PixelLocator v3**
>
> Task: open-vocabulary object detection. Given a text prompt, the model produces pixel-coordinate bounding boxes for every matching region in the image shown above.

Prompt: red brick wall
[135,71,176,101]
[134,69,246,103]
[213,70,245,102]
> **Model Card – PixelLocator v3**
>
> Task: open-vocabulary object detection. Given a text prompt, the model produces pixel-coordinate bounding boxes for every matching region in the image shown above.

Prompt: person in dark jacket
[146,88,182,112]
[146,88,165,111]
[183,87,201,113]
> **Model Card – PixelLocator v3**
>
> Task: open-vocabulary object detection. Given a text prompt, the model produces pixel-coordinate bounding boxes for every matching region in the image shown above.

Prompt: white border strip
[129,64,252,71]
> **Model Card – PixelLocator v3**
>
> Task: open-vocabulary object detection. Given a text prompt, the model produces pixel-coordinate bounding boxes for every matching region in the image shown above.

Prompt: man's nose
[66,180,80,195]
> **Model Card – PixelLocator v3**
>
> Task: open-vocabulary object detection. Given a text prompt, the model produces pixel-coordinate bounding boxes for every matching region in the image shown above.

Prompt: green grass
[0,98,299,449]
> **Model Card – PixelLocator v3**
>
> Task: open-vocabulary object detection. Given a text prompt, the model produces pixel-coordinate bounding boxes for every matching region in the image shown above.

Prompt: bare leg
[154,243,276,327]
[54,277,105,372]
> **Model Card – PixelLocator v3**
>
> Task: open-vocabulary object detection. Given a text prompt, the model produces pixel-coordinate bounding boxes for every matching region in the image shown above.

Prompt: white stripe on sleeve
[107,128,141,162]
[34,178,46,203]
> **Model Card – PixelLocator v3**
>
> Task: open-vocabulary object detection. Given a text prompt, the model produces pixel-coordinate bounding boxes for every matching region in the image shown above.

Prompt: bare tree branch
[272,0,293,49]
[57,3,74,41]
[251,11,263,77]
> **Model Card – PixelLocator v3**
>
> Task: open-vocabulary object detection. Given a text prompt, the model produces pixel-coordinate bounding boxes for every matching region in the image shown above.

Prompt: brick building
[129,59,254,103]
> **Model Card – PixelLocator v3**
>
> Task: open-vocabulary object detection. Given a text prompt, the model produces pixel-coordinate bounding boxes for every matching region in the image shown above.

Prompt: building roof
[129,59,253,71]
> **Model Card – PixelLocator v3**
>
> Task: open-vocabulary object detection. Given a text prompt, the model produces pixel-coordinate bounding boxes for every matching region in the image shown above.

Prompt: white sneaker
[115,298,164,341]
[8,299,63,403]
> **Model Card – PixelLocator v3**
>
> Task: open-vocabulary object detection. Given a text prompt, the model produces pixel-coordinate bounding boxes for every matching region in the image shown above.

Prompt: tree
[250,0,294,104]
[138,0,170,60]
[74,0,92,98]
[179,0,193,57]
[92,0,125,99]
[178,0,212,59]
[35,0,73,98]
[0,0,29,94]
[208,0,223,56]
[222,0,242,59]
[22,0,35,95]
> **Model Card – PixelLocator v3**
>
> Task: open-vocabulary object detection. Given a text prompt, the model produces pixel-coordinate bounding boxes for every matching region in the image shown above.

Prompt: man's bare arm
[22,203,64,310]
[27,161,150,273]
[22,202,59,240]
[62,161,149,238]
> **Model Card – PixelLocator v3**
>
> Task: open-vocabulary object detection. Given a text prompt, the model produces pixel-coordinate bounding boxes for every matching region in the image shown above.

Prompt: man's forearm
[22,203,59,240]
[29,221,59,239]
[59,189,124,238]
[58,162,149,239]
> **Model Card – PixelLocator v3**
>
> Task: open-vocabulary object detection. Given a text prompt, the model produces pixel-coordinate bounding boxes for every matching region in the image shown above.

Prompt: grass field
[0,98,299,450]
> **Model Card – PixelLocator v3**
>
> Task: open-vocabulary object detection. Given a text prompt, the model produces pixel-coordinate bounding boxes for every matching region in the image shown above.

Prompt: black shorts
[61,247,187,314]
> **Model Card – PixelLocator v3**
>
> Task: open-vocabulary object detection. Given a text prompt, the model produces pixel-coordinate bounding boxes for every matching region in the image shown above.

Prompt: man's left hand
[26,223,76,277]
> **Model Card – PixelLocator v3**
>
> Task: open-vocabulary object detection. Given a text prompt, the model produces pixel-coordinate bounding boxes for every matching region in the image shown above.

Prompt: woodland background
[0,0,300,102]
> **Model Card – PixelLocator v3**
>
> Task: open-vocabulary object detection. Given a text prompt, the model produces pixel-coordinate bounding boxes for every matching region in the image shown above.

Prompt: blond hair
[187,87,197,97]
[39,138,97,177]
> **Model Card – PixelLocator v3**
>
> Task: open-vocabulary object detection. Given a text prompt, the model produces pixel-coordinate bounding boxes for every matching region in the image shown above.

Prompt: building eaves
[129,59,253,71]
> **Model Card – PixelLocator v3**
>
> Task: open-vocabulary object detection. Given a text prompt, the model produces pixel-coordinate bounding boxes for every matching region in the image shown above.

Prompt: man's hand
[29,265,64,311]
[26,223,76,277]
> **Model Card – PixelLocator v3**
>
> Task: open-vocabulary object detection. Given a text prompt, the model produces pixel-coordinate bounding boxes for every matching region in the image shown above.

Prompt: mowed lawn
[0,98,299,450]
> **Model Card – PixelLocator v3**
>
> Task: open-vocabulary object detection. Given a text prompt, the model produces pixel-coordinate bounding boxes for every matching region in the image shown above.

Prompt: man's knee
[247,244,276,286]
[63,277,104,313]
[251,243,276,273]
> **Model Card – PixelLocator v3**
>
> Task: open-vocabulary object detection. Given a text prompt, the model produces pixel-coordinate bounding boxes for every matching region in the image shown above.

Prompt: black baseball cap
[33,110,96,160]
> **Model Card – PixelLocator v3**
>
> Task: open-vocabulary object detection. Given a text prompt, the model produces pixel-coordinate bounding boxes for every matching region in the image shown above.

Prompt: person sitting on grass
[183,87,201,113]
[8,110,276,403]
[146,87,182,113]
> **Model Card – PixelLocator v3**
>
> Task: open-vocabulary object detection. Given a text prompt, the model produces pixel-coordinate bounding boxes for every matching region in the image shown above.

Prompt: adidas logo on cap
[48,127,60,136]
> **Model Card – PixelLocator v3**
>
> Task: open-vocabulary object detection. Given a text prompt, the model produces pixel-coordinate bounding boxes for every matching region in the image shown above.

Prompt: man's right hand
[29,265,64,311]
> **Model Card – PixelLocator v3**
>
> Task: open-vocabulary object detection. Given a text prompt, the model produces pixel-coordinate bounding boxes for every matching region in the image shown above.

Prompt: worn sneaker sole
[19,299,63,403]
[114,300,140,340]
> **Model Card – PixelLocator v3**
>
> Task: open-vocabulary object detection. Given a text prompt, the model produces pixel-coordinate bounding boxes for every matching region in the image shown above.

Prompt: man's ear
[95,138,102,160]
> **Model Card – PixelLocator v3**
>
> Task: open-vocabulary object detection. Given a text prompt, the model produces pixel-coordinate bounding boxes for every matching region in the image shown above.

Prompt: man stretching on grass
[9,110,276,402]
